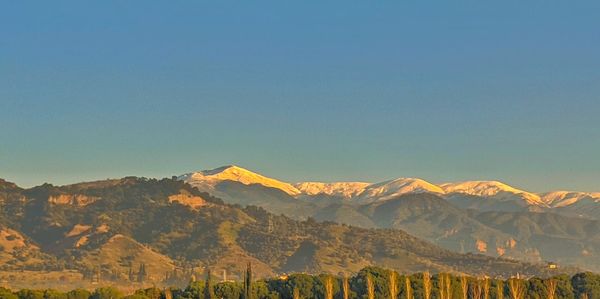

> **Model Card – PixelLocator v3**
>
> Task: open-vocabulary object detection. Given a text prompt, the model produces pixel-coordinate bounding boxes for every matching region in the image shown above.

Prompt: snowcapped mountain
[179,165,598,214]
[356,178,444,202]
[440,181,547,207]
[294,182,370,199]
[179,165,301,196]
[175,165,600,271]
[541,191,600,207]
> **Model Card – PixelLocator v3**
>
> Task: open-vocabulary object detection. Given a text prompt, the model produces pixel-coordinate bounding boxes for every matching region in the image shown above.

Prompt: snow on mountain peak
[358,178,444,202]
[440,181,545,206]
[294,182,370,199]
[541,191,600,207]
[180,165,301,195]
[178,165,598,209]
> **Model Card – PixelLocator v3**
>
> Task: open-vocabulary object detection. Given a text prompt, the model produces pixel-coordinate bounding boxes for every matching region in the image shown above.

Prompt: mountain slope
[294,182,370,199]
[356,178,444,202]
[472,210,600,270]
[358,194,528,259]
[180,165,300,196]
[0,177,558,281]
[441,181,547,209]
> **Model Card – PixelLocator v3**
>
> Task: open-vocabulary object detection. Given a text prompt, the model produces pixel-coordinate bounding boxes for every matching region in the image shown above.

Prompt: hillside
[0,177,559,289]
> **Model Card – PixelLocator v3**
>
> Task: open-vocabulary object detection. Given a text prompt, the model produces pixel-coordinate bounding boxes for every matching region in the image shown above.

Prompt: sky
[1,2,599,192]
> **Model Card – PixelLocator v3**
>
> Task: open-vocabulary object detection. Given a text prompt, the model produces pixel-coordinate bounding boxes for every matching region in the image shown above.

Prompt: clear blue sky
[1,2,599,192]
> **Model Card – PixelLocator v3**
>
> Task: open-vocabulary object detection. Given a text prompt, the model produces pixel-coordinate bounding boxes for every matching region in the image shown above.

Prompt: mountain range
[0,176,559,289]
[180,165,600,272]
[181,165,600,212]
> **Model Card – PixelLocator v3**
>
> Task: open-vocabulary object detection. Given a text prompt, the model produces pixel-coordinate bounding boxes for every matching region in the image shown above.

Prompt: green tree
[90,287,123,299]
[572,272,600,299]
[266,274,316,298]
[244,262,253,299]
[0,287,18,299]
[66,289,91,299]
[351,267,391,298]
[214,282,242,299]
[16,290,44,299]
[554,274,575,299]
[134,288,161,299]
[204,269,215,299]
[43,290,67,299]
[253,281,278,299]
[183,281,204,299]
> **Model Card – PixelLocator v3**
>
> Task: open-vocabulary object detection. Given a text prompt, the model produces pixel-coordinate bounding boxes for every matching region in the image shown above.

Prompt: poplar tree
[243,262,253,299]
[423,272,432,299]
[342,274,350,299]
[204,269,215,299]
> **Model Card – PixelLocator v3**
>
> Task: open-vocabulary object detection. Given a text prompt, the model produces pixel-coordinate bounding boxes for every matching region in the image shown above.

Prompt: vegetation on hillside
[0,177,571,288]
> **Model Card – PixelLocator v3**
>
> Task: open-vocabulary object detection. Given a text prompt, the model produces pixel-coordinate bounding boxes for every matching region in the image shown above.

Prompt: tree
[324,275,334,299]
[389,271,398,299]
[422,272,432,299]
[445,274,453,299]
[66,289,91,299]
[471,279,482,299]
[183,281,204,299]
[270,273,316,298]
[572,272,600,299]
[16,289,45,299]
[482,278,490,299]
[90,287,123,299]
[508,278,525,299]
[204,269,215,299]
[438,274,447,299]
[460,276,468,299]
[214,282,242,299]
[343,274,350,299]
[43,289,67,299]
[405,276,413,299]
[545,279,557,299]
[135,288,161,299]
[128,266,135,282]
[244,262,253,299]
[495,280,504,299]
[137,263,147,283]
[553,274,575,299]
[252,281,277,299]
[0,287,18,299]
[367,274,375,299]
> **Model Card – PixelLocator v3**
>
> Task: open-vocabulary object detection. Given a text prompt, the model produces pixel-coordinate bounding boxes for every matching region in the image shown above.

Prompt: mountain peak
[440,180,545,206]
[200,164,245,176]
[0,179,21,191]
[541,191,600,207]
[440,180,520,194]
[181,165,301,195]
[358,177,444,202]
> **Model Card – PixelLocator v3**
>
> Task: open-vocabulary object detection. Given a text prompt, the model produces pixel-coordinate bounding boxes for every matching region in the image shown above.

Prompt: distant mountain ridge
[180,165,599,212]
[179,165,600,272]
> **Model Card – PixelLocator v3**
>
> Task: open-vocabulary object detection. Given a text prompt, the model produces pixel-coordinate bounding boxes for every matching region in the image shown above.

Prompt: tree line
[1,266,600,299]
